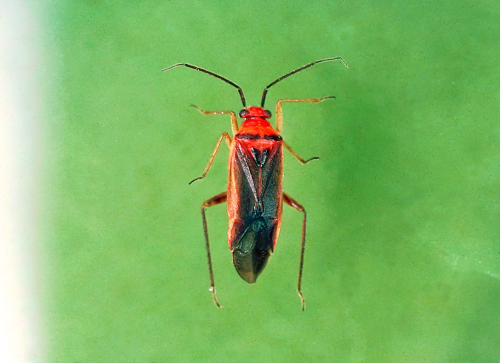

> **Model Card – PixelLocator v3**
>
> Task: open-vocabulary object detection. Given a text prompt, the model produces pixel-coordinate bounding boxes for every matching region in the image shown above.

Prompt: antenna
[162,63,247,107]
[260,57,349,107]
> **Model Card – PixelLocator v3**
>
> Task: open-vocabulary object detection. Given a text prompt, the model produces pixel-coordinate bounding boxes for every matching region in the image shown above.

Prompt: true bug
[163,57,349,310]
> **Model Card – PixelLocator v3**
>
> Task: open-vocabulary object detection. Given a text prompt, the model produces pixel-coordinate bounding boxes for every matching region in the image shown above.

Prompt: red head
[238,106,272,119]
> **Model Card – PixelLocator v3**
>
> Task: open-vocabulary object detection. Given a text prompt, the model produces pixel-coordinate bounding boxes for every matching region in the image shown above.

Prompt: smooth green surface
[41,1,500,361]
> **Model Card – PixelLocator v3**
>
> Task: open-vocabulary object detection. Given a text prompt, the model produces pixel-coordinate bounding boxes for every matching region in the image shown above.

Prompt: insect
[163,57,348,310]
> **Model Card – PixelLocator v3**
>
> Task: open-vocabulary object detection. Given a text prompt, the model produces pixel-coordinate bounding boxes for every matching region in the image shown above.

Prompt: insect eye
[264,110,272,118]
[239,109,249,118]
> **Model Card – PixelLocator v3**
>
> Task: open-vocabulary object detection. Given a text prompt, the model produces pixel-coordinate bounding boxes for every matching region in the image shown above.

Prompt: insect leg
[275,97,334,134]
[189,132,232,185]
[276,97,333,165]
[201,191,228,308]
[283,141,319,165]
[191,105,239,136]
[283,192,308,311]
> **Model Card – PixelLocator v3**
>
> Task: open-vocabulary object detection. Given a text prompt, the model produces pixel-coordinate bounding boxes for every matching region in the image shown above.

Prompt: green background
[41,0,500,361]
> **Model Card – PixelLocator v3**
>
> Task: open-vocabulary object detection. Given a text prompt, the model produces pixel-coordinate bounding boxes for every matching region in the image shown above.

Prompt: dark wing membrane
[231,217,274,283]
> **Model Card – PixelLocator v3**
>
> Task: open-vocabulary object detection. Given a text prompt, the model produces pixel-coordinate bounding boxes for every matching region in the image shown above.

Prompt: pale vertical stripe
[0,2,44,361]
